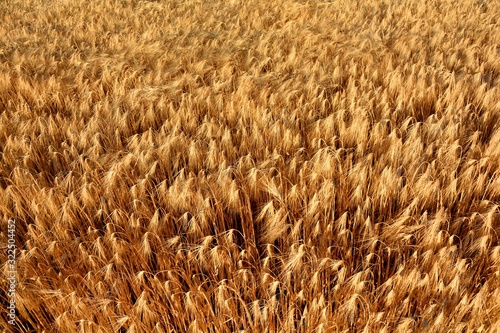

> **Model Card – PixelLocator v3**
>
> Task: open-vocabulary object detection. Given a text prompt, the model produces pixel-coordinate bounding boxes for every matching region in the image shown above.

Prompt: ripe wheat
[1,0,500,332]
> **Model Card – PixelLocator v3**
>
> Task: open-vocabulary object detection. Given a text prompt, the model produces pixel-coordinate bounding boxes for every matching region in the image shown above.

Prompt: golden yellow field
[1,0,500,331]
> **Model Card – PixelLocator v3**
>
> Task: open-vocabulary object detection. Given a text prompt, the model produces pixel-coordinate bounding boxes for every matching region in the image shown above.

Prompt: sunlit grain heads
[259,207,289,245]
[140,231,161,263]
[2,0,500,331]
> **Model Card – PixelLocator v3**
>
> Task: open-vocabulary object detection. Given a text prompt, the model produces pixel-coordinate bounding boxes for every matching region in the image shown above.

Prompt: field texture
[1,0,500,332]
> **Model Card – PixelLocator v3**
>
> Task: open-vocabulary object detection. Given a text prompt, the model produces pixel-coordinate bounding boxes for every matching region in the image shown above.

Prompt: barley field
[0,0,499,332]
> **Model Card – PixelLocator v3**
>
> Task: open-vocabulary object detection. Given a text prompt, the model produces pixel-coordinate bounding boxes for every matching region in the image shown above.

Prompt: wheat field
[0,0,499,331]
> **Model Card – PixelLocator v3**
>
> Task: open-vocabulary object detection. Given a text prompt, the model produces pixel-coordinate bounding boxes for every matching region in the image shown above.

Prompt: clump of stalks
[1,0,500,331]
